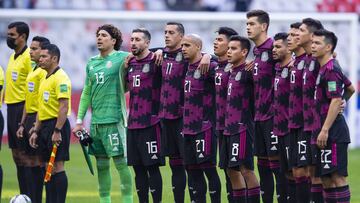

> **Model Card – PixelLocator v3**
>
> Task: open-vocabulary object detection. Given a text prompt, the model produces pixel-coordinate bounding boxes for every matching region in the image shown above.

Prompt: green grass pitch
[1,144,360,202]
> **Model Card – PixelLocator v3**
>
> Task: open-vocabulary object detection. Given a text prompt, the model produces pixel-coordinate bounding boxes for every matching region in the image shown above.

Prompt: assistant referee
[29,43,71,203]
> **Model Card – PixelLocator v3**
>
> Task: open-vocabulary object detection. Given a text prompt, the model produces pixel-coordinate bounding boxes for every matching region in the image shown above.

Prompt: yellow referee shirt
[25,63,46,113]
[5,47,32,104]
[38,67,71,121]
[0,66,4,108]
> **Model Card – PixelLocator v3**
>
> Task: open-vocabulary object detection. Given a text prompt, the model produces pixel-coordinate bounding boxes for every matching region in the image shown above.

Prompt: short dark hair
[216,27,238,40]
[166,22,185,35]
[313,29,337,53]
[246,10,270,30]
[301,18,324,33]
[290,22,302,29]
[32,36,50,48]
[97,24,123,51]
[41,43,61,63]
[8,21,30,40]
[132,28,151,41]
[274,32,288,42]
[229,35,251,57]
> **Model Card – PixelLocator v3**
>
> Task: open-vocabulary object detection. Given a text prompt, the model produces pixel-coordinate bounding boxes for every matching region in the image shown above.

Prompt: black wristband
[54,127,61,133]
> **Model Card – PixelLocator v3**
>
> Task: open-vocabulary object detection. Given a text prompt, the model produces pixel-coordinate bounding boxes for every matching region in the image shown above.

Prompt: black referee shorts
[38,118,70,162]
[7,101,25,149]
[0,111,4,150]
[24,113,38,155]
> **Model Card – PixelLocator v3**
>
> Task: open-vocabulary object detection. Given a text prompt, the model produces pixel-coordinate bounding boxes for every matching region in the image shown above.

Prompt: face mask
[6,37,17,49]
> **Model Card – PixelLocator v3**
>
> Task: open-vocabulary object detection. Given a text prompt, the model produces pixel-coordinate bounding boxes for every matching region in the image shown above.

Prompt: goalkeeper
[73,24,133,203]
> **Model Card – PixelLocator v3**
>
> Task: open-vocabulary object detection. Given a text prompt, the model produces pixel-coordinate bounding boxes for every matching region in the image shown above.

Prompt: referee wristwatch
[54,127,62,133]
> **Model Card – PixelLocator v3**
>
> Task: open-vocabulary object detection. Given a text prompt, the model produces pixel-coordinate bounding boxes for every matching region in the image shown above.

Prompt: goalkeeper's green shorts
[89,122,126,157]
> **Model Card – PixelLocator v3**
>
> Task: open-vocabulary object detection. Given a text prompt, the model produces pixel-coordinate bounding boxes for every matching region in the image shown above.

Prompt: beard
[131,47,144,56]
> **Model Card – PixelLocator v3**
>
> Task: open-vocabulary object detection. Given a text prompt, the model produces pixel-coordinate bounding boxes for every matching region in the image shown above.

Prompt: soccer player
[0,65,4,200]
[29,43,71,203]
[158,22,191,203]
[181,34,221,203]
[126,28,164,203]
[221,35,260,203]
[159,22,212,203]
[246,10,286,202]
[73,24,133,203]
[311,29,354,203]
[287,22,313,202]
[5,21,32,196]
[297,18,324,202]
[213,26,238,202]
[16,36,49,203]
[272,32,293,202]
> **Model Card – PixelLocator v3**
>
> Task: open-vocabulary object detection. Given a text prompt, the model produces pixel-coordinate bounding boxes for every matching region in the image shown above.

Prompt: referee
[5,21,32,195]
[17,36,50,203]
[29,43,71,203]
[0,65,4,201]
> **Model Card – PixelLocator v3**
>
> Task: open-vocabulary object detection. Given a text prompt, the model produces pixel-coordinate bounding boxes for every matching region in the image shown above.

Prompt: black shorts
[290,128,312,168]
[183,128,217,166]
[219,128,254,170]
[23,113,38,155]
[318,142,348,177]
[7,102,25,149]
[278,135,292,173]
[216,130,224,146]
[254,118,278,157]
[127,123,165,166]
[160,118,184,159]
[0,111,4,151]
[38,118,70,162]
[309,131,319,166]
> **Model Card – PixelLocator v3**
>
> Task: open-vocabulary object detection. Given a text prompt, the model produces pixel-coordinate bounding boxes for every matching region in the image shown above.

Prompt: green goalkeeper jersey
[77,50,128,125]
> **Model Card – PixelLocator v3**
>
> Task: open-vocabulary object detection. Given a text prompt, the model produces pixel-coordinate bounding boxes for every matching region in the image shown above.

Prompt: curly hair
[96,24,123,50]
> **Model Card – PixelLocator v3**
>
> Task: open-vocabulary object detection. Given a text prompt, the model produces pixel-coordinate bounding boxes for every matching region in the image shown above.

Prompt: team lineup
[0,8,355,203]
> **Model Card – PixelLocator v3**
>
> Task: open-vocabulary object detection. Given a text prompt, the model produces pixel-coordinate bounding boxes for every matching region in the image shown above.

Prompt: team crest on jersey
[164,53,167,59]
[261,52,269,62]
[281,68,289,78]
[43,91,50,102]
[215,66,219,70]
[297,60,305,70]
[142,64,150,73]
[89,66,94,70]
[235,71,242,81]
[194,69,201,79]
[316,74,321,85]
[28,82,35,92]
[309,61,315,72]
[175,52,183,62]
[224,63,232,72]
[106,61,112,68]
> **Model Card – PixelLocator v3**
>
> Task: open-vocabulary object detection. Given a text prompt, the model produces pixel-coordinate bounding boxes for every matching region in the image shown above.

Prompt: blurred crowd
[0,0,252,11]
[1,0,360,13]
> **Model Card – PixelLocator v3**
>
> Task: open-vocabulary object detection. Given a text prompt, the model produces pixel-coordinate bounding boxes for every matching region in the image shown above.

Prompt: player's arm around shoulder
[119,52,130,93]
[198,53,212,74]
